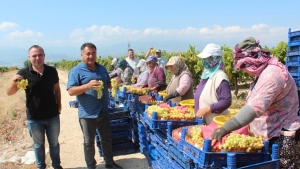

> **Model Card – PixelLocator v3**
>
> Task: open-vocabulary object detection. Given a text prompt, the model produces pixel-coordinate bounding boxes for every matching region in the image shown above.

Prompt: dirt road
[0,69,150,169]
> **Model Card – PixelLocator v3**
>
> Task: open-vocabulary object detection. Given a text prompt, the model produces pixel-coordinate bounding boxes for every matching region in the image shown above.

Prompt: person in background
[115,59,134,85]
[132,59,149,87]
[109,58,120,78]
[143,56,166,92]
[163,56,194,105]
[126,49,139,76]
[67,42,122,169]
[211,37,300,169]
[145,47,167,74]
[194,43,232,125]
[6,45,63,169]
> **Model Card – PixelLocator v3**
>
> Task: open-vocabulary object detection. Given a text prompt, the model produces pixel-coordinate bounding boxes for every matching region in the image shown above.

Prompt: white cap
[197,44,223,58]
[111,58,118,66]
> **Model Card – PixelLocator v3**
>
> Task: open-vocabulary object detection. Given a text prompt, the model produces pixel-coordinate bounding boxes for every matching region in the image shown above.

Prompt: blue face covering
[201,56,222,79]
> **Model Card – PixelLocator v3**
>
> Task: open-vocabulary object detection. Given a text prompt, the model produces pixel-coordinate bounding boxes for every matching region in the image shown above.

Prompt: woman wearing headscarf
[115,59,134,85]
[163,56,194,105]
[211,37,300,168]
[144,56,166,92]
[132,59,149,87]
[194,44,232,125]
[109,58,119,78]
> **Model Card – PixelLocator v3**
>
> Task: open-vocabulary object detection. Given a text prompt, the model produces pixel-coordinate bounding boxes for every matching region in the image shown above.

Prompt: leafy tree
[23,59,31,68]
[269,41,288,64]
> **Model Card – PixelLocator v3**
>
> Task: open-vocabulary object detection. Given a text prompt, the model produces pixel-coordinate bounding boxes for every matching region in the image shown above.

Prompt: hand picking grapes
[94,80,104,99]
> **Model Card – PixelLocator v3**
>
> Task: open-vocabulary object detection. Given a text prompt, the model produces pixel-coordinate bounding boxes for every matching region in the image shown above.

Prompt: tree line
[0,41,288,95]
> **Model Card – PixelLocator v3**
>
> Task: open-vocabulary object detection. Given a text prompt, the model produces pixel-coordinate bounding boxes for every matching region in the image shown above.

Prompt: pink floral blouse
[247,65,300,140]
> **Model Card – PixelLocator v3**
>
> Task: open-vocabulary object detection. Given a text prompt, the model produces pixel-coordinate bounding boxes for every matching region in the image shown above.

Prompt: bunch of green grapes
[131,76,136,84]
[16,79,28,90]
[146,105,168,118]
[111,79,118,98]
[94,80,104,99]
[221,133,264,153]
[190,127,204,148]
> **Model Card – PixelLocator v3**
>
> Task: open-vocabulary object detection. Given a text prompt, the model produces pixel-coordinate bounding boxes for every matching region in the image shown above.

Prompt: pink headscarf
[233,37,288,81]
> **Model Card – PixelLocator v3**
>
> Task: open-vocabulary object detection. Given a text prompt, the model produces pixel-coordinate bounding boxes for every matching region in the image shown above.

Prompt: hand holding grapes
[88,80,101,89]
[12,74,23,83]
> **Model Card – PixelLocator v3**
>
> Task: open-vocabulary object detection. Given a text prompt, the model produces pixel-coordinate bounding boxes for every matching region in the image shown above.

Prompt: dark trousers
[79,112,113,169]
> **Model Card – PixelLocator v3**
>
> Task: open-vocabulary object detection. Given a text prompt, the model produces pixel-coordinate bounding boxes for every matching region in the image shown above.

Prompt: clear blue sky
[0,0,300,62]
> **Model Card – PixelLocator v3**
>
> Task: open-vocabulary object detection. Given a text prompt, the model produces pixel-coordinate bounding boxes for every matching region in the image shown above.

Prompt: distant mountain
[0,40,206,68]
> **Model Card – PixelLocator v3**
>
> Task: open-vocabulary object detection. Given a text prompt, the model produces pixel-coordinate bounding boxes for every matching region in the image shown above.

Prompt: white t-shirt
[126,57,140,76]
[157,56,167,74]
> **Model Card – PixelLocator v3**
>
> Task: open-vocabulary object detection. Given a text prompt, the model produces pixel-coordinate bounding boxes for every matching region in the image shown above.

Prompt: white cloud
[0,22,18,31]
[6,30,43,39]
[3,30,44,45]
[68,24,288,48]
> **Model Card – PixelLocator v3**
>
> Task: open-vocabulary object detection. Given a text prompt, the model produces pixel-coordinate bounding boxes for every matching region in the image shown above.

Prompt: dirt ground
[0,70,150,169]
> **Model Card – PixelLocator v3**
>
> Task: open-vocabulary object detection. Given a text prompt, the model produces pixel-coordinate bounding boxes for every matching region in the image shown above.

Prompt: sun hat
[136,59,146,67]
[197,44,223,58]
[146,56,158,63]
[111,58,118,66]
[155,49,161,53]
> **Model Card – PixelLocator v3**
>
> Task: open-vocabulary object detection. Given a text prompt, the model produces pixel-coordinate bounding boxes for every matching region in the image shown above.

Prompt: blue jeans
[27,115,61,169]
[79,112,113,169]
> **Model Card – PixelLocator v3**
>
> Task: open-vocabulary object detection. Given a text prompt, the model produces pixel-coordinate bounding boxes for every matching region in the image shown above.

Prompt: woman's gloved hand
[211,127,229,142]
[163,90,180,102]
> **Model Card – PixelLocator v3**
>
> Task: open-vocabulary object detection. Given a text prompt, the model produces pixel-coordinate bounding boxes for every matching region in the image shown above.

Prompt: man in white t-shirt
[145,47,167,74]
[125,49,139,76]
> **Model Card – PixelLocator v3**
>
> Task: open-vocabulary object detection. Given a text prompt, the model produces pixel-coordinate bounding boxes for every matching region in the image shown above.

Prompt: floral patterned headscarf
[201,56,224,79]
[233,37,288,80]
[167,56,189,76]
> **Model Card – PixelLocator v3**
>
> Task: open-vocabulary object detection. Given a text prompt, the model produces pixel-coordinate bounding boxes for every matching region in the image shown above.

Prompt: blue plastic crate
[143,112,200,130]
[96,129,135,145]
[69,100,78,108]
[151,160,162,169]
[170,160,184,169]
[289,46,300,51]
[151,130,168,149]
[288,41,300,47]
[286,60,300,67]
[156,145,168,160]
[288,28,300,37]
[178,128,280,169]
[237,159,280,169]
[289,36,300,43]
[108,107,131,120]
[167,132,181,150]
[110,117,134,131]
[146,144,158,160]
[168,145,195,169]
[286,50,300,56]
[287,65,300,74]
[98,141,135,157]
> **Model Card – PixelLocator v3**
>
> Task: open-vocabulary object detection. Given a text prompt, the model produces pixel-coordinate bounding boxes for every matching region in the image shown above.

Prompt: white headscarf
[137,59,148,72]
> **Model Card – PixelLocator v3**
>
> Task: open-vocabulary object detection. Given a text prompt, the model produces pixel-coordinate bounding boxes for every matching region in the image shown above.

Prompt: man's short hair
[128,49,134,52]
[28,45,45,54]
[81,43,97,51]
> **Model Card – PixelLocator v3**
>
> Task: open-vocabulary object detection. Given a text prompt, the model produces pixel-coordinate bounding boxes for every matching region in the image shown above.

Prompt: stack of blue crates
[286,28,300,107]
[96,91,137,157]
